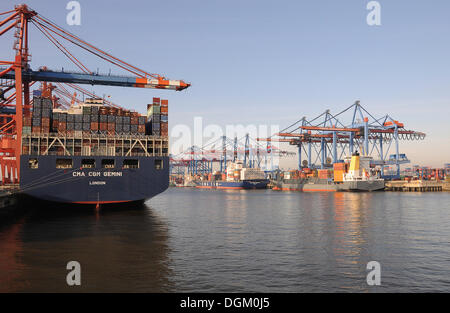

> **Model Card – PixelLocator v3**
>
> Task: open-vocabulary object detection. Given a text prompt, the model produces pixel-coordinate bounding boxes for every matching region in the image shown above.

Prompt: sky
[1,0,449,168]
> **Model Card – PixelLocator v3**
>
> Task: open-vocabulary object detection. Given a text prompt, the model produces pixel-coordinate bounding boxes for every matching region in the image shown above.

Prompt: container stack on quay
[409,166,446,181]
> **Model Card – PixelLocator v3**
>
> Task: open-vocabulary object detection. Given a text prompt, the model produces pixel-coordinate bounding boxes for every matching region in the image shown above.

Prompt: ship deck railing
[21,132,169,157]
[22,131,168,141]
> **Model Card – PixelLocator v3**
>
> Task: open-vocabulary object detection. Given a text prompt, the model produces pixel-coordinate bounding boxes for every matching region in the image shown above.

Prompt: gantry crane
[259,101,426,179]
[170,134,295,175]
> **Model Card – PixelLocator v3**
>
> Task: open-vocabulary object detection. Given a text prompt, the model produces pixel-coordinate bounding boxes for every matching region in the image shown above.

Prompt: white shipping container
[240,168,266,181]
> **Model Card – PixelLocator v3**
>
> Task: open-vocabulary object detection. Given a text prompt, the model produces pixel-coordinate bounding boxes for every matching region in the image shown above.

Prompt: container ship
[273,152,385,192]
[18,95,171,204]
[0,5,191,205]
[195,161,269,190]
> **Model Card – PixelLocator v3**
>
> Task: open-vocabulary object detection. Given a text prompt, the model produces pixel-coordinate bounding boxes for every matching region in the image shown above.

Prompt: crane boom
[2,69,190,91]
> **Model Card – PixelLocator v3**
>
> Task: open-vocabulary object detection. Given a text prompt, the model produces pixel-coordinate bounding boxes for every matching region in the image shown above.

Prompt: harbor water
[0,188,449,292]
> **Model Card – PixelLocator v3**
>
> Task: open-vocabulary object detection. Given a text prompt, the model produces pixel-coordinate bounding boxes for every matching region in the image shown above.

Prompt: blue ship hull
[196,180,269,190]
[19,155,169,204]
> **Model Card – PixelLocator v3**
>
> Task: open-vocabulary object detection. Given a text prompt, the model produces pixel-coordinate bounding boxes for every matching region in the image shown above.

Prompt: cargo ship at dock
[195,161,269,190]
[17,96,172,204]
[273,152,385,192]
[0,5,190,205]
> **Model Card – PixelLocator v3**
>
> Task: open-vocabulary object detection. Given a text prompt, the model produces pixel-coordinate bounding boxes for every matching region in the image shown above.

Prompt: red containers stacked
[317,169,329,179]
[160,99,168,137]
[333,162,347,182]
[23,114,32,135]
[90,122,98,131]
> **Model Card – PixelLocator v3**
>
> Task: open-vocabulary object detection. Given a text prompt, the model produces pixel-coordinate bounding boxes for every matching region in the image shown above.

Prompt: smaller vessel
[196,161,269,190]
[272,151,384,192]
[341,151,385,191]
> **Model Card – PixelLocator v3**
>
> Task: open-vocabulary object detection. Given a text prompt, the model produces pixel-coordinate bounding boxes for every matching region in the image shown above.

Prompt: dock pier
[385,180,443,192]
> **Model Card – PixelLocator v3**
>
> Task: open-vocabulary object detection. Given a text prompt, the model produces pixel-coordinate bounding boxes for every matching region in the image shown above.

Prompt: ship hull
[273,178,337,192]
[196,180,269,190]
[19,155,169,204]
[303,182,338,192]
[339,180,385,191]
[273,178,385,192]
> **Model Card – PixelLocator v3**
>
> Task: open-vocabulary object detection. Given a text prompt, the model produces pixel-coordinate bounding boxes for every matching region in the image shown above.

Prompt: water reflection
[0,220,26,292]
[333,193,369,261]
[0,203,172,292]
[223,191,249,246]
